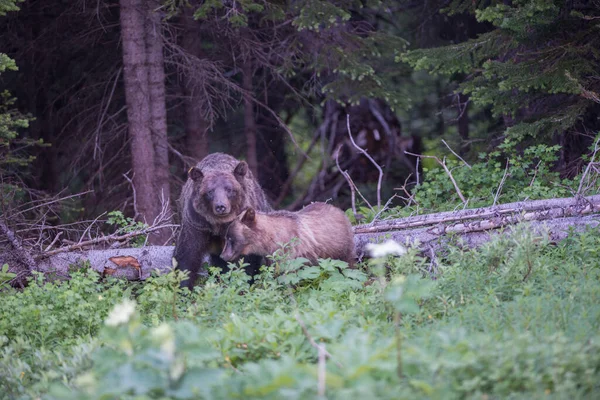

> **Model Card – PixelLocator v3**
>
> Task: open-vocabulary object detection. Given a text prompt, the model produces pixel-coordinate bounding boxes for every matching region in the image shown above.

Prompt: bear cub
[174,153,271,288]
[220,202,355,268]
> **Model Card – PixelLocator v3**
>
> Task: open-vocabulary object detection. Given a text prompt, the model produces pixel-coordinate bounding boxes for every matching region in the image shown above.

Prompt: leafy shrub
[412,143,573,212]
[2,226,600,399]
[0,270,131,348]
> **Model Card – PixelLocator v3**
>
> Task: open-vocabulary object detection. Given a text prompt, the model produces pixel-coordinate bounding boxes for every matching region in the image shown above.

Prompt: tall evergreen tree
[402,0,600,174]
[119,0,171,243]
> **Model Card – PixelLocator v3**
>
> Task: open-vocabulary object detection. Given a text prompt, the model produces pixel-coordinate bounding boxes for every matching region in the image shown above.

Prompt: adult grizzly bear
[174,153,271,288]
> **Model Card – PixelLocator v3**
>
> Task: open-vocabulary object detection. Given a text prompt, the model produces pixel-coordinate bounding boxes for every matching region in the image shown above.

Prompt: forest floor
[1,224,599,399]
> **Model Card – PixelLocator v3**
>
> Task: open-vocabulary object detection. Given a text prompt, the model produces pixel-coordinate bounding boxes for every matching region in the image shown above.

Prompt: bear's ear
[234,161,248,179]
[241,208,256,226]
[188,167,203,182]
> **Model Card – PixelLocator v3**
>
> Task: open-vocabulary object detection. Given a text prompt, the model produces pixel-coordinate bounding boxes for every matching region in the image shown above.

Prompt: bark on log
[355,215,600,259]
[355,194,600,234]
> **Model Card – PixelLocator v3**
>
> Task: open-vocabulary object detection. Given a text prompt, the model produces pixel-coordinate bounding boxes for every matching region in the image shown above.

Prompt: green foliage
[106,210,148,246]
[401,0,600,144]
[0,263,16,289]
[182,0,410,109]
[292,0,351,31]
[411,142,572,211]
[0,270,131,348]
[0,0,21,17]
[0,0,39,177]
[3,227,600,398]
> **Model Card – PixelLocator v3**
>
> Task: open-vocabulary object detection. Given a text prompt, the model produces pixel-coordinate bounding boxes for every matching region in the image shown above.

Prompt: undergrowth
[0,226,599,399]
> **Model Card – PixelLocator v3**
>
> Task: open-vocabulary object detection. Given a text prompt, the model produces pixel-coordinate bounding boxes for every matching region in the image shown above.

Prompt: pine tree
[401,0,600,174]
[0,0,35,172]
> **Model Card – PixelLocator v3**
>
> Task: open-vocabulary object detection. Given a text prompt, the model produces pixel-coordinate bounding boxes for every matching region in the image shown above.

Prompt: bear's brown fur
[174,153,271,288]
[220,202,355,267]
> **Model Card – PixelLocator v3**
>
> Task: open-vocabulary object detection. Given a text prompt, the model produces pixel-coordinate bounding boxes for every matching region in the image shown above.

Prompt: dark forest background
[1,0,599,246]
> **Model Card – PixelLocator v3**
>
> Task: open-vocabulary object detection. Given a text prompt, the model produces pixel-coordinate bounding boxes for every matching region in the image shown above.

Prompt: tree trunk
[183,94,210,161]
[243,61,258,176]
[145,0,172,244]
[119,0,170,244]
[120,0,157,221]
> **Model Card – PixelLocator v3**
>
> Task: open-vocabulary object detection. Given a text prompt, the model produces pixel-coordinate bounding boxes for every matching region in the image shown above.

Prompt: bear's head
[189,161,248,223]
[220,208,256,262]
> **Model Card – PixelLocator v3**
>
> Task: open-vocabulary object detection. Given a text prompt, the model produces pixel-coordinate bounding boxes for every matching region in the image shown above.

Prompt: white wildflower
[152,323,176,361]
[170,359,185,381]
[366,240,407,258]
[105,299,136,327]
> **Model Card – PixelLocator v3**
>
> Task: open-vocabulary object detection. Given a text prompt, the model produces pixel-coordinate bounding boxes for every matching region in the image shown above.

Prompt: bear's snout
[213,203,230,215]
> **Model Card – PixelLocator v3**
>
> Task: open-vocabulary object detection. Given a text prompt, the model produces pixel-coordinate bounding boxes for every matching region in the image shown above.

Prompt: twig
[405,151,467,205]
[168,142,197,168]
[493,159,510,206]
[394,311,403,378]
[12,191,93,218]
[529,160,542,187]
[318,344,326,396]
[334,146,373,210]
[122,172,139,219]
[577,135,600,196]
[370,194,398,225]
[35,224,180,259]
[394,174,418,208]
[295,314,343,369]
[335,146,357,216]
[78,212,107,245]
[415,157,420,186]
[346,114,383,209]
[43,231,64,252]
[441,139,471,168]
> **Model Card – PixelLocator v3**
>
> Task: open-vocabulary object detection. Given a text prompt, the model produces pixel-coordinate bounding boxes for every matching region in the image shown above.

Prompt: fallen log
[355,194,600,234]
[4,195,600,281]
[31,217,600,281]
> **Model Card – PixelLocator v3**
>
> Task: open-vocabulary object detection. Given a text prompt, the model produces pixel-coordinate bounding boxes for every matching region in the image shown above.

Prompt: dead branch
[123,172,139,219]
[405,151,467,205]
[43,231,63,252]
[335,146,357,216]
[295,313,343,369]
[577,135,600,196]
[441,139,471,169]
[346,114,383,209]
[493,159,510,206]
[35,223,179,259]
[12,190,93,219]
